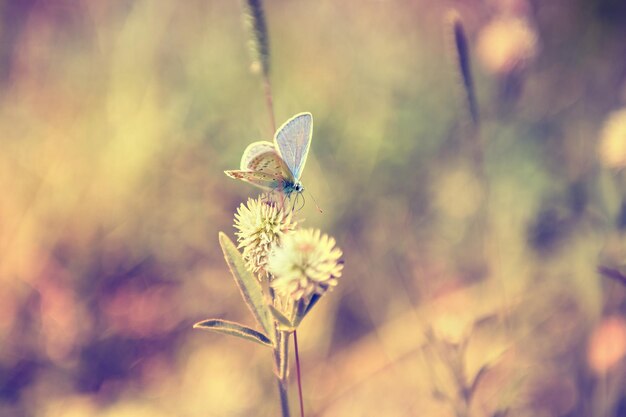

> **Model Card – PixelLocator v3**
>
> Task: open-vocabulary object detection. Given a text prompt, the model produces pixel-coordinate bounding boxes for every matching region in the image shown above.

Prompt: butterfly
[225,112,313,199]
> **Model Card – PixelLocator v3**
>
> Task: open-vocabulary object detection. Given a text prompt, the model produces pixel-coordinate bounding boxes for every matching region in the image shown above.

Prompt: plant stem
[294,330,305,417]
[277,377,291,417]
[275,330,291,417]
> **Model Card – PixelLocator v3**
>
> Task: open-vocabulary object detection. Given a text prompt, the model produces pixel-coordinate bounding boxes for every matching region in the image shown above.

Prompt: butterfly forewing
[224,170,282,190]
[274,113,313,180]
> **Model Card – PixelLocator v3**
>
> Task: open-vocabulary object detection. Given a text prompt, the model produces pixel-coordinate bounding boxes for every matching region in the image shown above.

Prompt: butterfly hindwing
[274,112,313,180]
[241,142,294,182]
[240,141,275,170]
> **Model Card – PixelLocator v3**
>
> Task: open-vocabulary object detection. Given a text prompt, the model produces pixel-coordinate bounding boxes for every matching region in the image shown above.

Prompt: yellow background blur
[1,0,625,416]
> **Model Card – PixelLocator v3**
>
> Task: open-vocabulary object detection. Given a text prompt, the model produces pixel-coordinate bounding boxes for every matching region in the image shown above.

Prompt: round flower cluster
[233,197,297,280]
[268,228,343,300]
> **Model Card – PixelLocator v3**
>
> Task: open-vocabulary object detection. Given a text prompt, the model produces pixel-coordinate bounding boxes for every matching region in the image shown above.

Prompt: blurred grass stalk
[447,10,490,278]
[242,0,276,133]
[449,11,479,129]
[447,11,482,165]
[241,1,292,415]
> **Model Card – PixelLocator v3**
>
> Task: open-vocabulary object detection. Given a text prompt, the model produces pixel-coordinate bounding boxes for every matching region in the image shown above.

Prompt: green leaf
[269,305,295,331]
[219,232,275,345]
[304,293,323,315]
[193,319,272,347]
[293,299,307,327]
[294,293,322,326]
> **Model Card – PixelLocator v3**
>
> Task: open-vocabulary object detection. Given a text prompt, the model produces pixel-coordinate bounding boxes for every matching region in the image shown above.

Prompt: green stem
[274,330,291,417]
[277,377,290,417]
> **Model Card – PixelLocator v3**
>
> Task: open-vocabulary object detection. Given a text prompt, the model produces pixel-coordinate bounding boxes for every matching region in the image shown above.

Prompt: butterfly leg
[272,182,289,211]
[260,192,271,204]
[296,193,306,211]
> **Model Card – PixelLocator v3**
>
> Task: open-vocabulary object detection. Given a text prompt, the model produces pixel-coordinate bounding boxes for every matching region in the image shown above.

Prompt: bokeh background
[1,0,626,416]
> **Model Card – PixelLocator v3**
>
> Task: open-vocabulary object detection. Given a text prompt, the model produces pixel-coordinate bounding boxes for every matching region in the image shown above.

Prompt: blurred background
[1,0,626,416]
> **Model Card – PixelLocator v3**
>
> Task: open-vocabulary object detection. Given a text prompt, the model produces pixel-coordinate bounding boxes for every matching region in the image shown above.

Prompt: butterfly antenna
[307,190,323,213]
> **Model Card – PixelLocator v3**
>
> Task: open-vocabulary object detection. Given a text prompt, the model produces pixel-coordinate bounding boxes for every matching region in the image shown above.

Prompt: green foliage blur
[0,0,625,416]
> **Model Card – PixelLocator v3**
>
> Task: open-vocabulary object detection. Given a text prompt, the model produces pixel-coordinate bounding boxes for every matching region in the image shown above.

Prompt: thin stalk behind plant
[294,330,305,417]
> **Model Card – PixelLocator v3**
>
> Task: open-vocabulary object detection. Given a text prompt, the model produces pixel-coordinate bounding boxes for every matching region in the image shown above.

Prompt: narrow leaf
[303,293,322,316]
[194,319,272,347]
[293,298,307,327]
[269,305,295,330]
[294,293,322,327]
[219,232,275,344]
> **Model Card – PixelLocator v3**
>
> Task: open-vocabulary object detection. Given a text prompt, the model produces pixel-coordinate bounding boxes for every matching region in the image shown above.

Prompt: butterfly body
[282,179,304,196]
[225,113,313,199]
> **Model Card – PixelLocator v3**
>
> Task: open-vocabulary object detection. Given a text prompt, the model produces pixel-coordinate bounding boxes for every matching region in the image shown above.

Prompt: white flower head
[268,228,343,300]
[234,197,297,280]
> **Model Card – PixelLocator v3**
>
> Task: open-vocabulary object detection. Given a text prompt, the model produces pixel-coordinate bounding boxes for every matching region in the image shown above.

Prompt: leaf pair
[194,232,275,347]
[268,293,322,331]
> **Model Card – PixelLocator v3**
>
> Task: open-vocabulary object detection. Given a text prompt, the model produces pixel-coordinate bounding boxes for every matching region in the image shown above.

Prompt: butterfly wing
[273,112,313,180]
[224,170,282,190]
[226,140,294,192]
[240,141,275,170]
[241,141,294,182]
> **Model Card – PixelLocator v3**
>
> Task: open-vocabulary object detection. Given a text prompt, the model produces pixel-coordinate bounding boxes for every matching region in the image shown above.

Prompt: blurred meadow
[1,0,626,416]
